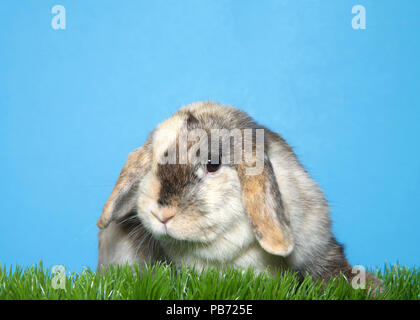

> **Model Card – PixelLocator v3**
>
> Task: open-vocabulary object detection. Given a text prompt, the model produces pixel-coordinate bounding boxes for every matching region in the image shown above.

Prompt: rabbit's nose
[161,215,174,224]
[151,207,176,224]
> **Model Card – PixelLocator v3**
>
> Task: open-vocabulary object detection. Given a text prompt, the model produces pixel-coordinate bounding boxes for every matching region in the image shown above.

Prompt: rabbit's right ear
[237,153,294,257]
[96,137,153,229]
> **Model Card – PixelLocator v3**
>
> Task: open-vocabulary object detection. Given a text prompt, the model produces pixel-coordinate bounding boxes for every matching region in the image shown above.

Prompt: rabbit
[97,101,383,293]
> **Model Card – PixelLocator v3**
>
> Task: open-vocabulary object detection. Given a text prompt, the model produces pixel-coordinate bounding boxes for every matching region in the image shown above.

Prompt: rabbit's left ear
[97,137,152,229]
[237,153,294,256]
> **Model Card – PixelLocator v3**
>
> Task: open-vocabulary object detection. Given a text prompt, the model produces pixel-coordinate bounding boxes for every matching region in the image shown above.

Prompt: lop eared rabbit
[97,101,382,291]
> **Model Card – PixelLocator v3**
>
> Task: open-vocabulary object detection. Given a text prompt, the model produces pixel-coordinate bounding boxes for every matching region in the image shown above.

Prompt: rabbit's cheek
[136,172,163,225]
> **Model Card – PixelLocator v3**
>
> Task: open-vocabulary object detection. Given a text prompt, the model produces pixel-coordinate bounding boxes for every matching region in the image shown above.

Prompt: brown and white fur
[97,101,382,291]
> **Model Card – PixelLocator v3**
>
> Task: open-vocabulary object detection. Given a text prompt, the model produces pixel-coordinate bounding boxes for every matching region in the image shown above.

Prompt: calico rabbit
[97,101,383,293]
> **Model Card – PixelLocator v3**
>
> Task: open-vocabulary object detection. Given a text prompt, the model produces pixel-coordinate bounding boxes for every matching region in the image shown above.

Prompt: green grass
[0,262,418,300]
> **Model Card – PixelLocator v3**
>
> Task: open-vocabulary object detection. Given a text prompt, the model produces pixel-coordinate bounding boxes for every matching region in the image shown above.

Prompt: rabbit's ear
[237,153,294,256]
[97,137,152,229]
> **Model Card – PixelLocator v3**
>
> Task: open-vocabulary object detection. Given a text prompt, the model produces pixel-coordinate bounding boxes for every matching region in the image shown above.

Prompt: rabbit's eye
[206,159,221,173]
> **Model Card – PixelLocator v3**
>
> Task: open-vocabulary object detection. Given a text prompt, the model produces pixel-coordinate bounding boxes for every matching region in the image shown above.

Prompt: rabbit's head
[97,102,294,260]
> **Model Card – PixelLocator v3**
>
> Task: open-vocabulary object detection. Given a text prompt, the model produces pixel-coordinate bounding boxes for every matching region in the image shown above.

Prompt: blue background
[1,0,419,272]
